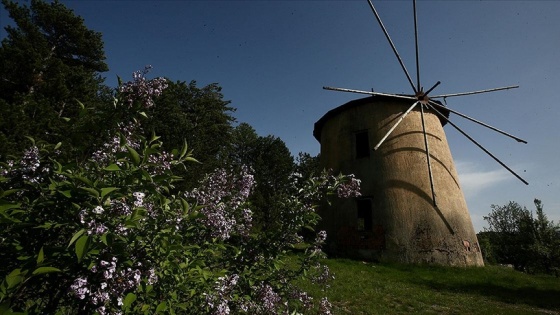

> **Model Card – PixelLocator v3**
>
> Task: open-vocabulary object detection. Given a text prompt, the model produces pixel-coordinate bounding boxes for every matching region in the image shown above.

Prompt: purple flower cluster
[0,160,13,177]
[78,195,151,236]
[110,199,133,216]
[2,146,51,185]
[185,166,255,240]
[79,206,106,235]
[316,230,327,245]
[69,277,89,300]
[336,174,362,198]
[255,283,281,313]
[312,264,334,288]
[69,257,153,313]
[92,122,141,166]
[147,151,172,176]
[20,146,39,168]
[319,297,333,315]
[204,274,239,315]
[294,291,314,312]
[119,65,168,109]
[133,192,145,207]
[309,230,328,256]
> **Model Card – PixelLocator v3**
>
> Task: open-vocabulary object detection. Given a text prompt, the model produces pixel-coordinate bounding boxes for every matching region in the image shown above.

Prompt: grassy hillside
[300,258,560,315]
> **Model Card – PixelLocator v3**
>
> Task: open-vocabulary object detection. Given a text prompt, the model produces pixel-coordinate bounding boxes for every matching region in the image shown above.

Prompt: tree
[251,135,295,230]
[227,123,295,231]
[295,152,321,181]
[482,199,560,274]
[144,80,236,188]
[0,0,109,158]
[530,199,560,274]
[228,123,259,167]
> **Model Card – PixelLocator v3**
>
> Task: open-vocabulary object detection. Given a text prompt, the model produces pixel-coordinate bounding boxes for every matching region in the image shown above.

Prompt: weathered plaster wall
[315,96,484,266]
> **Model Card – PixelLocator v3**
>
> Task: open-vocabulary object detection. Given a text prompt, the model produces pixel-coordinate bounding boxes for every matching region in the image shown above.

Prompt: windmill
[314,0,527,265]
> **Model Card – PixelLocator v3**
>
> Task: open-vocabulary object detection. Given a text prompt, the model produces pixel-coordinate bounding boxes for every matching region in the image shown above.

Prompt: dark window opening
[355,131,370,159]
[357,198,373,232]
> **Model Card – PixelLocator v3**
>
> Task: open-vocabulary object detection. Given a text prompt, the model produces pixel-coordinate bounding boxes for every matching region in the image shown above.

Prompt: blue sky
[2,0,559,231]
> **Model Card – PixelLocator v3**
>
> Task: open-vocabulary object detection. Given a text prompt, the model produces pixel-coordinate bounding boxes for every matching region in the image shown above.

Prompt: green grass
[299,258,560,315]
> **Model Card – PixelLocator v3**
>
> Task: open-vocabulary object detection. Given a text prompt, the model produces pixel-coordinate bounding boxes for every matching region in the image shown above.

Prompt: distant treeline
[478,199,560,275]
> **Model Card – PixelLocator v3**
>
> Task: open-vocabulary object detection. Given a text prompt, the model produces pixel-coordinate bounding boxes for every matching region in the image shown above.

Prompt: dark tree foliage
[481,199,560,274]
[144,80,236,188]
[0,0,109,158]
[295,152,321,181]
[251,135,295,230]
[228,123,295,231]
[228,123,259,167]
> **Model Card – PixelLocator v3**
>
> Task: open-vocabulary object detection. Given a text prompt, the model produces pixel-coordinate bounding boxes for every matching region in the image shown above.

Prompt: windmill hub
[415,90,430,105]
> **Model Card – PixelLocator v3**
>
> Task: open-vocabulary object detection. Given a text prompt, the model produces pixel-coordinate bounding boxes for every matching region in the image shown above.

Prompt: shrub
[482,200,560,274]
[0,67,360,314]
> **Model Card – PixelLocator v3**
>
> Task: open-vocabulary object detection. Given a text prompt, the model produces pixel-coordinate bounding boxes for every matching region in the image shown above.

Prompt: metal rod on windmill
[366,0,417,94]
[424,81,440,96]
[414,0,438,207]
[427,103,529,185]
[373,101,420,150]
[431,85,519,99]
[428,100,527,143]
[413,0,421,92]
[322,86,416,101]
[420,102,437,207]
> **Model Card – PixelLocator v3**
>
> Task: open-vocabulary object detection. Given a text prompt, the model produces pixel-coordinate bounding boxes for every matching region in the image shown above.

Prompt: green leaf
[76,99,85,109]
[61,117,71,122]
[139,111,148,119]
[0,188,22,198]
[79,187,99,198]
[104,164,121,171]
[140,169,153,182]
[0,302,11,314]
[123,292,137,308]
[24,136,35,145]
[75,176,93,187]
[53,160,63,172]
[68,229,85,248]
[0,201,21,212]
[126,145,141,166]
[54,142,62,150]
[37,247,44,264]
[150,131,161,143]
[180,198,190,214]
[5,269,24,289]
[32,267,61,275]
[175,303,188,310]
[156,301,167,313]
[125,219,140,229]
[59,190,72,198]
[179,139,188,159]
[183,156,200,164]
[101,233,113,246]
[75,235,91,262]
[101,187,119,199]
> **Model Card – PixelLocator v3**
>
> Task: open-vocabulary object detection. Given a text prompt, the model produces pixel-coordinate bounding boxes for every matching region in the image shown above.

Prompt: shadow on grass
[408,270,560,310]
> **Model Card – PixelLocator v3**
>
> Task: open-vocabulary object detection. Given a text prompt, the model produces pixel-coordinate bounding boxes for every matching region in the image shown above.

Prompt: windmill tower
[314,0,527,266]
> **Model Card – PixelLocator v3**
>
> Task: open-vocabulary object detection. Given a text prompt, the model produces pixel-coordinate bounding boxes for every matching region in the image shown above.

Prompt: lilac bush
[0,67,360,314]
[118,65,168,109]
[185,166,254,240]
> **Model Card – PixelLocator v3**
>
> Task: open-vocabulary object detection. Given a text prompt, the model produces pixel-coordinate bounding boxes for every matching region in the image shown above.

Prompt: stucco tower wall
[315,96,484,266]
